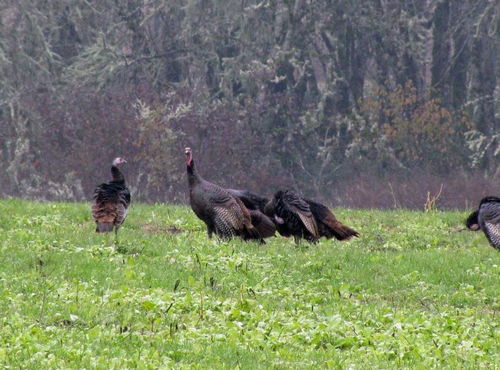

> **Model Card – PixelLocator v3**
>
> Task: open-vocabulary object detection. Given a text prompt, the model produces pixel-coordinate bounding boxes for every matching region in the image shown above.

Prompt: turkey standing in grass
[185,147,263,242]
[226,189,276,238]
[264,189,319,243]
[91,157,130,238]
[264,189,359,244]
[466,196,500,249]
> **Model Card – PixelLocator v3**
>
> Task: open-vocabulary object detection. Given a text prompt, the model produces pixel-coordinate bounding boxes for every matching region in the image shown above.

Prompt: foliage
[464,130,500,174]
[134,95,188,196]
[0,0,498,203]
[358,82,470,172]
[0,199,498,367]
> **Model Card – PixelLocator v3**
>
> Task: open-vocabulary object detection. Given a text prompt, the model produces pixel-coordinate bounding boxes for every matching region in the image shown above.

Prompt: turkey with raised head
[185,148,263,242]
[91,157,131,237]
[466,196,500,249]
[264,189,359,244]
[226,189,276,238]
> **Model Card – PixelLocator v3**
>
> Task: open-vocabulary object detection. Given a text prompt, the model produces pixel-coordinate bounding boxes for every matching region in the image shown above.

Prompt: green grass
[0,199,498,368]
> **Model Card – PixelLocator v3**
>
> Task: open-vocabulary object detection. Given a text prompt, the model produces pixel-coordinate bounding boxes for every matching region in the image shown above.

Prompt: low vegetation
[0,199,498,368]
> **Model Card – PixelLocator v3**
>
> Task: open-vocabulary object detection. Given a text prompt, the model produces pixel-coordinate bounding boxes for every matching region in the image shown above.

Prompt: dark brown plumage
[248,209,277,239]
[264,190,319,244]
[466,210,480,231]
[226,189,276,238]
[264,190,359,244]
[305,198,359,241]
[226,189,269,211]
[466,196,500,249]
[185,148,263,242]
[91,157,130,235]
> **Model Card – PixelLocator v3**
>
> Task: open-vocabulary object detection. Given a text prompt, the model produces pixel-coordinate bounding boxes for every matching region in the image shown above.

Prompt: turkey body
[185,148,263,242]
[264,190,320,243]
[265,190,359,243]
[226,189,269,211]
[92,160,130,233]
[466,196,500,249]
[226,189,276,238]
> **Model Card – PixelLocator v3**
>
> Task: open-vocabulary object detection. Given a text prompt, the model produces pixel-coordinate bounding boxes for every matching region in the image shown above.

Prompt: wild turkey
[226,189,276,238]
[91,157,130,237]
[264,189,359,244]
[466,196,500,249]
[185,148,263,242]
[264,190,319,243]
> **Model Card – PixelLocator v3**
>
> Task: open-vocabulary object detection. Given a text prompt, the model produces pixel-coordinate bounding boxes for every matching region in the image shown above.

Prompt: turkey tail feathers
[329,222,359,241]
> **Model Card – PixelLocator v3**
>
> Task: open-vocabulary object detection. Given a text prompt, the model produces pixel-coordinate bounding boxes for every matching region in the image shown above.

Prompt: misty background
[0,0,498,208]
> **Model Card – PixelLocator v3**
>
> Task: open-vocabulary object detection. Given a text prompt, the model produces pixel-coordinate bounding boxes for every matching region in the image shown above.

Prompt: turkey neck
[186,160,202,187]
[111,166,125,184]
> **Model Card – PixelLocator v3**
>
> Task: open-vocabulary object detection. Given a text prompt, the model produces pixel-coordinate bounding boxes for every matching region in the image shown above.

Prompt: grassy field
[0,199,498,368]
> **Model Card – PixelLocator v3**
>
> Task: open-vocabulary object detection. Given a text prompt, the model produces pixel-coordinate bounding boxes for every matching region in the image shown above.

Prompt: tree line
[0,0,498,208]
